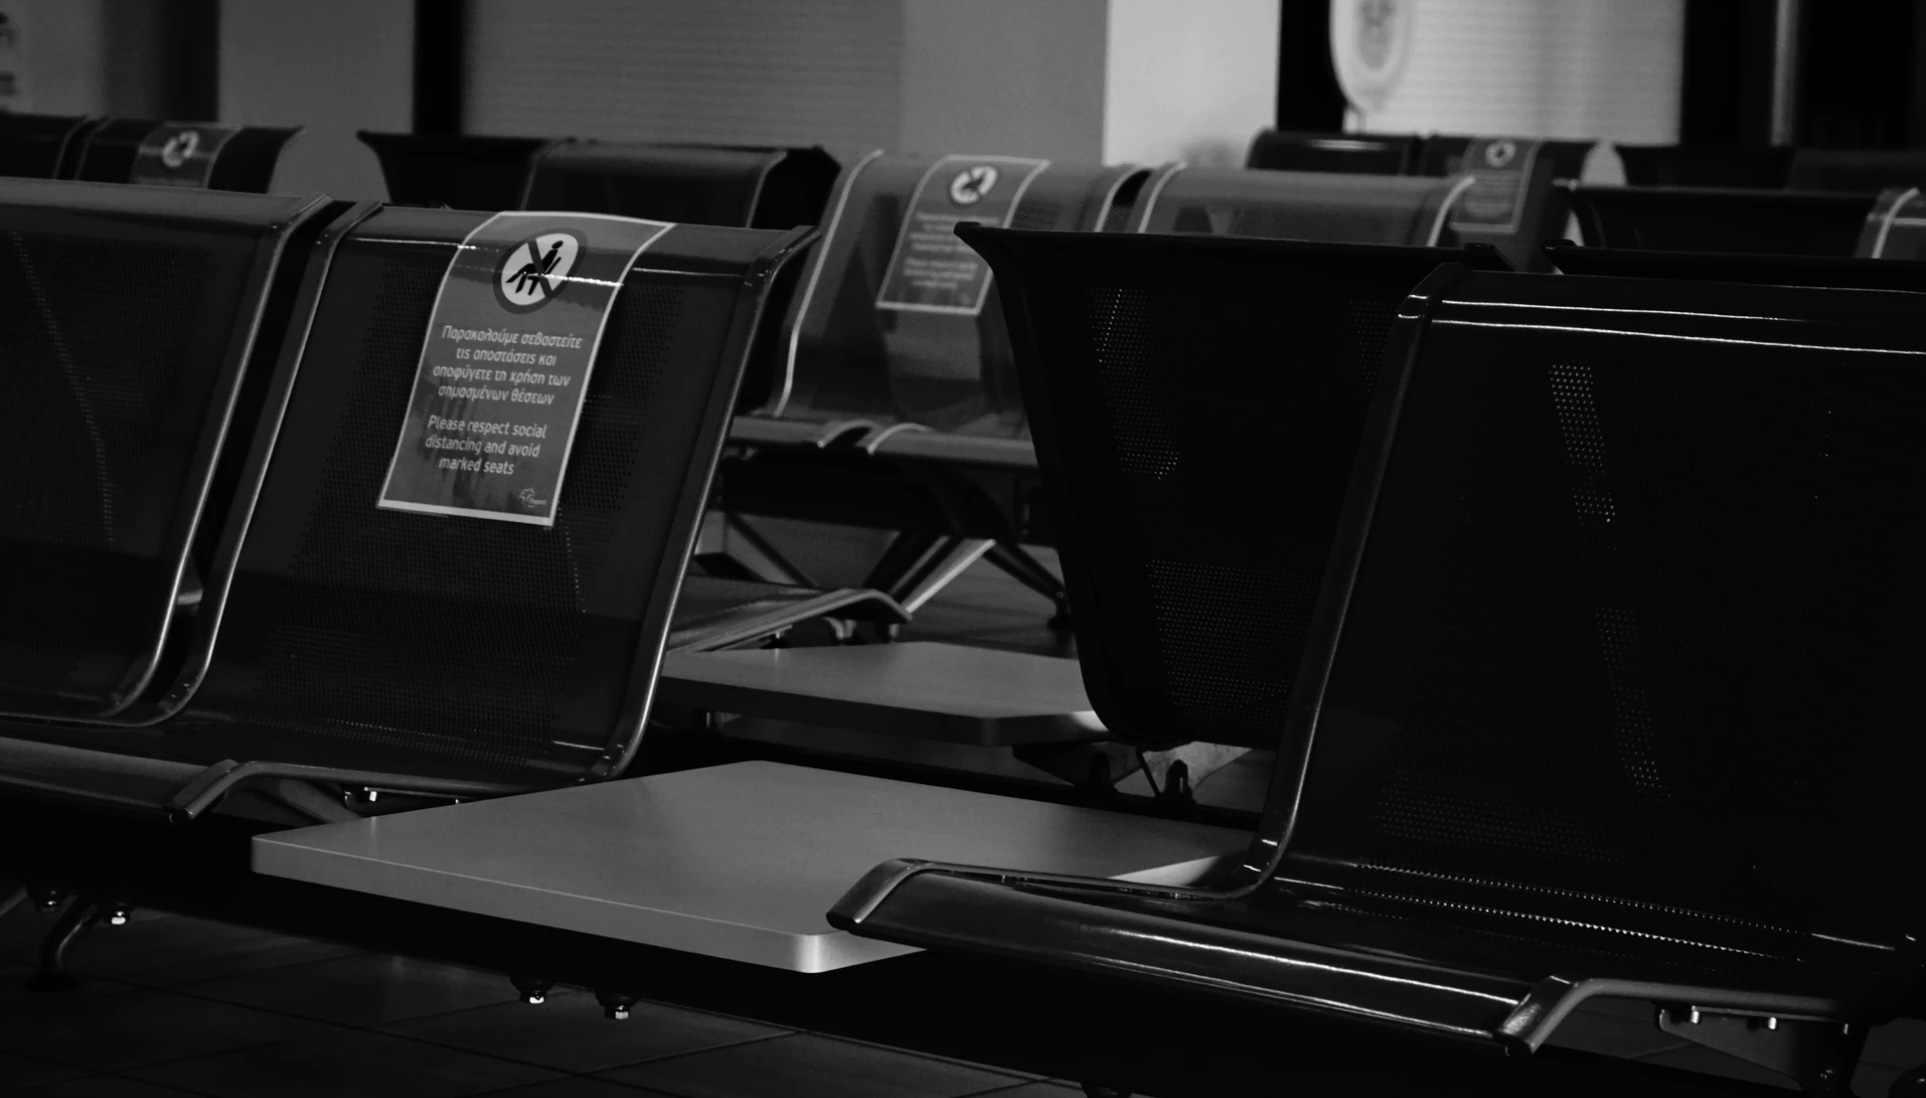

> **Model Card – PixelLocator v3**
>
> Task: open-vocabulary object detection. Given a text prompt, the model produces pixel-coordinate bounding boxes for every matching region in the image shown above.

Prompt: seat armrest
[0,734,520,823]
[830,860,1535,1047]
[830,861,1864,1053]
[0,735,216,818]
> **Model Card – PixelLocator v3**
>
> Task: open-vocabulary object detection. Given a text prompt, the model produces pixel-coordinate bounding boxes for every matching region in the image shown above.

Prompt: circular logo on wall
[1330,0,1412,115]
[948,165,999,206]
[494,230,582,312]
[160,131,202,170]
[1484,139,1518,168]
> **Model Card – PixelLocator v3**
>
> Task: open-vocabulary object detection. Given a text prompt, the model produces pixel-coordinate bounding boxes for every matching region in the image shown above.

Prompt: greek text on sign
[377,212,673,526]
[130,123,241,188]
[1447,137,1541,234]
[875,155,1050,317]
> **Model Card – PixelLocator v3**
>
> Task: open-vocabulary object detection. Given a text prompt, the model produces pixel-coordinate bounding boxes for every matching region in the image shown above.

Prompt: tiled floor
[3,898,1921,1097]
[0,902,1079,1098]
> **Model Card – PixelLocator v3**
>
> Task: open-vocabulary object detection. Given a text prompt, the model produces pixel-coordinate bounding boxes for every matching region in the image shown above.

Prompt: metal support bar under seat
[27,896,100,992]
[1657,1005,1867,1097]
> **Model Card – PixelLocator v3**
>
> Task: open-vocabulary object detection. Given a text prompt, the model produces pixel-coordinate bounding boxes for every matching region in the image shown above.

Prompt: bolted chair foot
[1892,1065,1926,1097]
[508,974,554,1005]
[594,987,641,1021]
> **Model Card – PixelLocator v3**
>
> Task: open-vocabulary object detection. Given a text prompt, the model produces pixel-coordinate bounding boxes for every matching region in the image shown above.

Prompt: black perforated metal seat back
[0,114,93,179]
[1135,168,1460,244]
[1614,144,1796,189]
[524,143,837,232]
[1569,185,1872,255]
[74,120,300,194]
[1548,244,1926,293]
[164,209,805,785]
[765,154,1138,436]
[357,133,553,211]
[1277,271,1926,979]
[966,228,1501,750]
[1417,137,1594,181]
[1245,131,1420,175]
[0,180,323,720]
[1787,149,1926,193]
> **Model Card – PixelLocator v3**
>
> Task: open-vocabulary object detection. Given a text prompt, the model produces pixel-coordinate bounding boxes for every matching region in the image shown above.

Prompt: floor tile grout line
[107,946,377,992]
[108,1071,226,1098]
[792,1027,1041,1081]
[573,1029,801,1077]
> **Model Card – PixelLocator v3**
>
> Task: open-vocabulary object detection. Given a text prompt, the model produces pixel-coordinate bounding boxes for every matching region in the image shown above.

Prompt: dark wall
[1683,0,1926,148]
[1276,0,1346,132]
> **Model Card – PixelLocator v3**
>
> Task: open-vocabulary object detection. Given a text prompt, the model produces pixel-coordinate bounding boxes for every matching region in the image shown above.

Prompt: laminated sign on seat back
[145,208,814,791]
[378,212,673,526]
[763,152,1137,435]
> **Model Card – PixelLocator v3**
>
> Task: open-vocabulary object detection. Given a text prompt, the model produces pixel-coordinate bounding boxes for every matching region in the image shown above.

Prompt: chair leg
[26,897,99,992]
[866,531,995,615]
[893,537,993,615]
[0,885,26,922]
[1891,1064,1925,1097]
[594,987,641,1021]
[984,540,1071,628]
[724,513,816,589]
[864,528,944,594]
[509,974,554,1005]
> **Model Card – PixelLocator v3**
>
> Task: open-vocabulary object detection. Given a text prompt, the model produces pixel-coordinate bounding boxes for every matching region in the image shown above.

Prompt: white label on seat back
[130,123,242,188]
[874,155,1049,317]
[1446,137,1542,235]
[376,211,672,527]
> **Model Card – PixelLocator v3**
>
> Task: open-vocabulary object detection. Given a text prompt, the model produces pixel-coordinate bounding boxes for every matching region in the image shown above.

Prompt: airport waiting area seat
[1568,184,1875,255]
[1245,129,1423,174]
[941,226,1504,779]
[1415,136,1592,270]
[1787,148,1926,194]
[0,113,98,179]
[0,204,839,823]
[1129,160,1563,272]
[241,230,1531,979]
[1129,164,1468,242]
[357,132,552,211]
[1614,143,1798,188]
[523,142,838,230]
[357,131,837,229]
[0,180,337,725]
[71,120,301,192]
[723,152,1139,619]
[835,263,1926,1096]
[1417,134,1594,180]
[1548,240,1926,292]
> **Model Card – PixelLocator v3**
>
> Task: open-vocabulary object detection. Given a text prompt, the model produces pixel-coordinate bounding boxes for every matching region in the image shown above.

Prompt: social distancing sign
[875,154,1049,317]
[1447,137,1542,234]
[131,123,241,188]
[377,211,674,526]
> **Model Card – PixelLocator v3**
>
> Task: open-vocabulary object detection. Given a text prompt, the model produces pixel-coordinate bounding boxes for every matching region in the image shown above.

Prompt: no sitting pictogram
[161,131,201,170]
[495,231,582,312]
[949,165,999,206]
